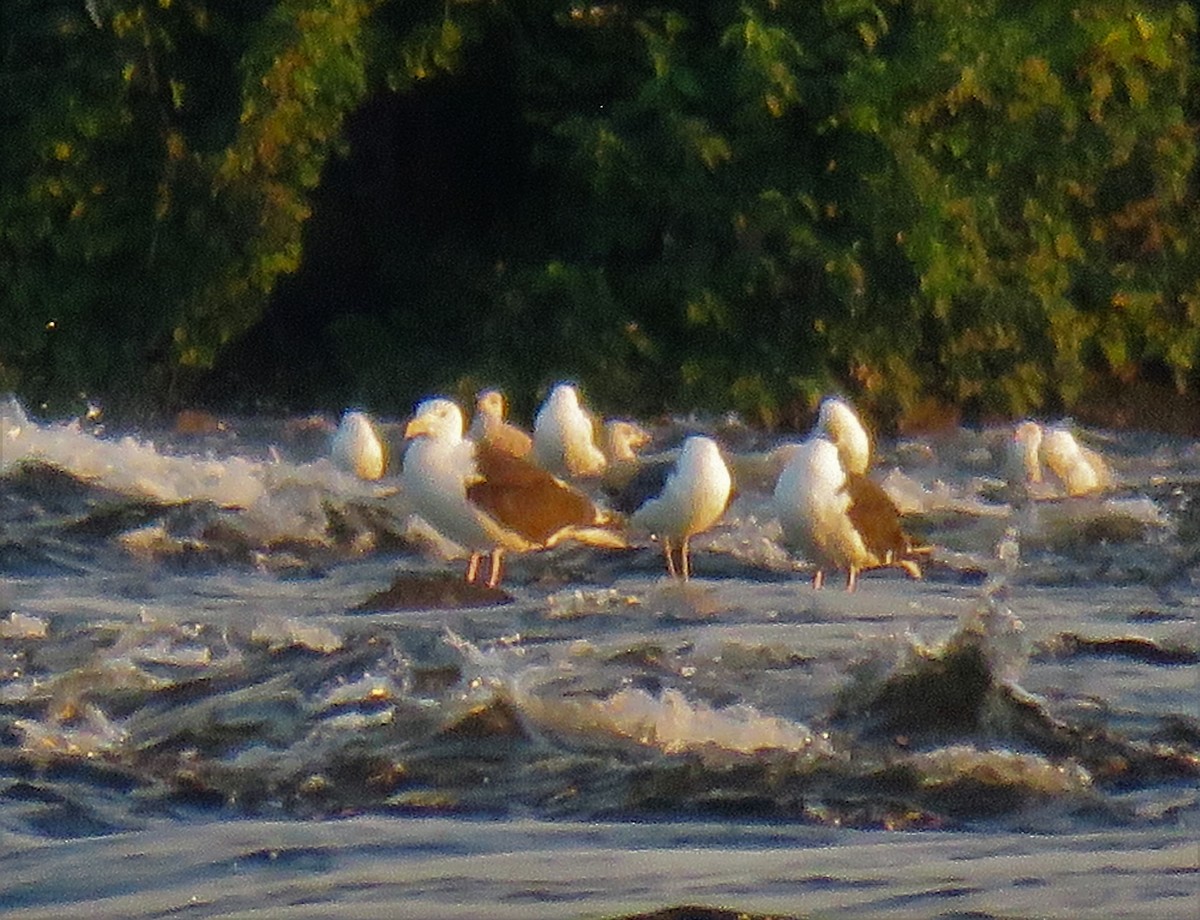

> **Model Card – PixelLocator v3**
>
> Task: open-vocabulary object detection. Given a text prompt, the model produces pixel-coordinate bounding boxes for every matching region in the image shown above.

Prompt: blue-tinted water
[1,397,1196,918]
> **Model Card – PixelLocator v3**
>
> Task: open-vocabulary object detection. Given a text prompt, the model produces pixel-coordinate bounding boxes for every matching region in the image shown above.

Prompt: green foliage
[1,0,1198,423]
[840,0,1200,414]
[0,0,377,410]
[173,0,378,375]
[0,1,191,405]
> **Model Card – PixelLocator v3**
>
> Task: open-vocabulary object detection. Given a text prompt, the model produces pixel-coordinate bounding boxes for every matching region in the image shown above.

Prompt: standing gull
[611,436,732,580]
[774,433,924,592]
[403,398,624,587]
[469,388,533,459]
[330,410,387,481]
[725,396,868,497]
[817,396,872,475]
[532,383,608,478]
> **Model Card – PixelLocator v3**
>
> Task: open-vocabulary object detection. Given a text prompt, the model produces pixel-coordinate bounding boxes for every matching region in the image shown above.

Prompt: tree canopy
[2,1,1198,426]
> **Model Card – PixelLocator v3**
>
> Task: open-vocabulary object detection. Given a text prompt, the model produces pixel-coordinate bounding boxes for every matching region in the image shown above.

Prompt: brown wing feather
[844,472,912,563]
[484,423,533,458]
[468,441,598,543]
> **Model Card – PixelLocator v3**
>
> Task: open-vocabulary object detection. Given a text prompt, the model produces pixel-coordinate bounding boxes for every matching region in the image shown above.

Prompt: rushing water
[1,396,1196,919]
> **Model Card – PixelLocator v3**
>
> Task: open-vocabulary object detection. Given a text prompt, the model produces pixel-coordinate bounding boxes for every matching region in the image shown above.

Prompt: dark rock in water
[613,909,803,920]
[1033,633,1200,666]
[352,571,511,611]
[627,759,818,823]
[409,664,463,695]
[1127,608,1186,623]
[439,697,527,740]
[833,642,994,740]
[0,541,90,577]
[919,771,1041,820]
[62,499,173,539]
[993,683,1200,787]
[1152,714,1200,748]
[322,500,410,552]
[832,630,1200,789]
[2,460,99,510]
[1,461,170,558]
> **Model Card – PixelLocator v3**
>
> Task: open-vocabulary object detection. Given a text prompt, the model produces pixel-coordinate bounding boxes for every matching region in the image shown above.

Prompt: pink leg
[486,548,505,588]
[846,566,859,592]
[813,569,825,590]
[465,552,482,583]
[663,538,677,579]
[680,537,691,581]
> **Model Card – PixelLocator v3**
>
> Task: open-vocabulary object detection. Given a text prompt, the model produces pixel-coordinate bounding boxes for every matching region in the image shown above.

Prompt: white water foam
[1,396,405,545]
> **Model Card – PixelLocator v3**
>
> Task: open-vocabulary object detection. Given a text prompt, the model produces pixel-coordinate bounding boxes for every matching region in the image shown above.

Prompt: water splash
[1,396,411,563]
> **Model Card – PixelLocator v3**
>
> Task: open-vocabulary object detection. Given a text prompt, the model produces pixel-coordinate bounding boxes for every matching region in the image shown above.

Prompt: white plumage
[404,397,623,587]
[816,396,871,475]
[774,433,922,591]
[1012,421,1111,497]
[627,436,732,580]
[330,410,386,481]
[533,383,608,478]
[403,400,534,578]
[775,437,856,587]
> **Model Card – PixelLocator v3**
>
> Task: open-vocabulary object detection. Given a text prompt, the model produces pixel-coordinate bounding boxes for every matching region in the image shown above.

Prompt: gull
[469,388,533,458]
[330,410,387,480]
[1011,421,1111,497]
[532,383,608,478]
[403,398,624,587]
[611,436,732,580]
[817,396,872,475]
[774,432,925,591]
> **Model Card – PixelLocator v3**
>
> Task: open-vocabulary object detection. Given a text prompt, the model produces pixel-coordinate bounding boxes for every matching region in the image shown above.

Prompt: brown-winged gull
[773,433,924,591]
[403,398,624,587]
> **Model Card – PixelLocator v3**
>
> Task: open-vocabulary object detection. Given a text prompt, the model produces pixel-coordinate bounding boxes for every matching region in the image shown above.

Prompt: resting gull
[532,383,608,478]
[817,395,872,475]
[469,388,533,459]
[1011,421,1111,497]
[604,419,653,463]
[330,410,387,481]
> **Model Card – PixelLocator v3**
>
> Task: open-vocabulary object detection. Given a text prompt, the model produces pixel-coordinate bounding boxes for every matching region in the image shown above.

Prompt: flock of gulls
[330,383,1112,591]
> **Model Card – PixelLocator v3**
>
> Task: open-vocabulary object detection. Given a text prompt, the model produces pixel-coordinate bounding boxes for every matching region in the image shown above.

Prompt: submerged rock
[614,909,803,920]
[1034,633,1199,666]
[833,639,995,740]
[352,571,512,611]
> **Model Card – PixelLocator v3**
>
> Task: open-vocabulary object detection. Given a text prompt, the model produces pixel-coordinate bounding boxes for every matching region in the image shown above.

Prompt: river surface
[1,396,1196,919]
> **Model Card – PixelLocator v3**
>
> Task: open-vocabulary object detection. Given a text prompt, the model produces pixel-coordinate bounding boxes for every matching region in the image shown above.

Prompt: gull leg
[663,538,677,579]
[898,559,923,580]
[813,569,824,590]
[680,537,691,581]
[846,566,859,592]
[486,548,505,589]
[465,552,482,583]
